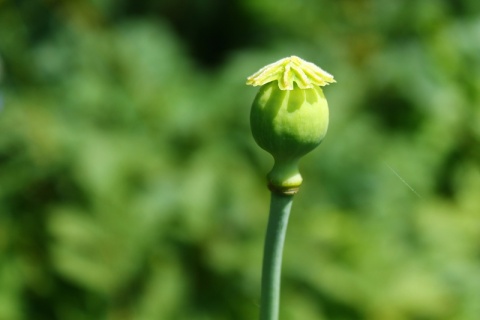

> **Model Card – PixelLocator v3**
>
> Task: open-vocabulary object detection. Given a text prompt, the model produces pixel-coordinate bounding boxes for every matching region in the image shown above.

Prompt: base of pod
[268,181,300,195]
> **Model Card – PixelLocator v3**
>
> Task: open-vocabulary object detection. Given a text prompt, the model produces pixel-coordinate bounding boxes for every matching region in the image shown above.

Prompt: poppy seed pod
[247,56,335,194]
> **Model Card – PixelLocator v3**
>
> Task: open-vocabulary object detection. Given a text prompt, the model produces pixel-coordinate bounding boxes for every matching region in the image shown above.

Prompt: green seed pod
[247,56,335,194]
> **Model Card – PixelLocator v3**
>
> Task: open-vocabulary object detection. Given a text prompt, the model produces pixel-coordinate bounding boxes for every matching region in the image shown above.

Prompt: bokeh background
[1,0,480,319]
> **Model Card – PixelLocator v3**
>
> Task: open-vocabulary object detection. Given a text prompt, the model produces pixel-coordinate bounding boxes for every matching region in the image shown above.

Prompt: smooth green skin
[260,193,293,320]
[250,82,329,191]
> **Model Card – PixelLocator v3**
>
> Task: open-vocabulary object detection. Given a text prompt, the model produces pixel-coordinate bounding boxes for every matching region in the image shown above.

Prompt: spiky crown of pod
[246,55,335,90]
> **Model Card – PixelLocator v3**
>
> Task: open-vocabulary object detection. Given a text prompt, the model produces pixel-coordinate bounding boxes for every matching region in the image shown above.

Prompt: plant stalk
[259,192,294,320]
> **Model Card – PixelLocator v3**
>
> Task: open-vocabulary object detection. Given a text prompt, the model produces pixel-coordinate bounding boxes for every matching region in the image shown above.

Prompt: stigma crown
[246,55,335,91]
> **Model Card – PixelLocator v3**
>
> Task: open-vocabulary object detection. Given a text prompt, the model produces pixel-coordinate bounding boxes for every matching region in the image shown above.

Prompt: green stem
[260,192,294,320]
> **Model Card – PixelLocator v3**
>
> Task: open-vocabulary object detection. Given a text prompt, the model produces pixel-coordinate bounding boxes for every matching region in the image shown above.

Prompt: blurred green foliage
[1,0,480,319]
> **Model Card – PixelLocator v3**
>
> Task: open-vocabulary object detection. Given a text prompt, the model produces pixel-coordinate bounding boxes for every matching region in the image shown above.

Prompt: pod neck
[267,158,302,195]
